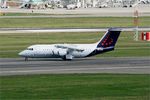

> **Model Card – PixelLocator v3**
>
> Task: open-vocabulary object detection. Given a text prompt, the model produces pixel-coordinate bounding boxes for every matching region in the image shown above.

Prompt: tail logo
[101,34,113,47]
[97,28,121,48]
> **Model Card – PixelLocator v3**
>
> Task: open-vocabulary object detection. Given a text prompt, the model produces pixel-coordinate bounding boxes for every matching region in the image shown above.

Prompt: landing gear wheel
[62,56,72,61]
[25,57,28,61]
[62,56,66,61]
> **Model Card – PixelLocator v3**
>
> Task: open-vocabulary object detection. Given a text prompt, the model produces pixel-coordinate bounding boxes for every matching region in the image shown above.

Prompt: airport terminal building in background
[0,0,150,9]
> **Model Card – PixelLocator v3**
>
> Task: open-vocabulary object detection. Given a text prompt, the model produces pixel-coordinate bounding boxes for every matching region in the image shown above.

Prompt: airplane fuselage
[19,44,97,59]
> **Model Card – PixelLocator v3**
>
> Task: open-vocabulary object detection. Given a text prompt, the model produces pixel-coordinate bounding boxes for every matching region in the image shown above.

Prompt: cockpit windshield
[27,48,33,50]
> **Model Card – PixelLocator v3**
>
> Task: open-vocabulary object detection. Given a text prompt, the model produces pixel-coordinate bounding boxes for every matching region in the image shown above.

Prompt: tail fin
[97,28,122,48]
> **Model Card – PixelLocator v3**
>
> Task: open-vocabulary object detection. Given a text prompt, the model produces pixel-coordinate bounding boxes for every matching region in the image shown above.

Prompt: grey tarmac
[0,27,150,33]
[0,57,149,76]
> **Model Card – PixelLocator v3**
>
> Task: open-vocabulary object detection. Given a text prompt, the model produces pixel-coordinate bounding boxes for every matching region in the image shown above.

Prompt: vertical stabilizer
[97,28,122,48]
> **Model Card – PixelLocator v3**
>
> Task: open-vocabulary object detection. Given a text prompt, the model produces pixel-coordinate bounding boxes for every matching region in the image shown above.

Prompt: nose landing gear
[25,57,28,61]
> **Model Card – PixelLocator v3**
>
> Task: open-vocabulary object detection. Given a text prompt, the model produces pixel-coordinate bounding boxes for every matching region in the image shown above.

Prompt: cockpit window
[27,48,33,50]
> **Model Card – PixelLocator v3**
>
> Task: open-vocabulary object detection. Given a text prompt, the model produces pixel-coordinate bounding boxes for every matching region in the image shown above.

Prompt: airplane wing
[55,44,84,52]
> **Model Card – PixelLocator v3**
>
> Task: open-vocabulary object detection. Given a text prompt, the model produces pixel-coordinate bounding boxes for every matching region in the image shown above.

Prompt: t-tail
[96,28,122,51]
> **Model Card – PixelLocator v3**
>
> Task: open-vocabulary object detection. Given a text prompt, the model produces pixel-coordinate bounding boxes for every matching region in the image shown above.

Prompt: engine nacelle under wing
[53,49,67,56]
[58,50,67,56]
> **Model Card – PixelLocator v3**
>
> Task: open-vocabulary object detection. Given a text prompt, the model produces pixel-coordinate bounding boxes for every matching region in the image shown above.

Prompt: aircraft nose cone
[18,51,26,57]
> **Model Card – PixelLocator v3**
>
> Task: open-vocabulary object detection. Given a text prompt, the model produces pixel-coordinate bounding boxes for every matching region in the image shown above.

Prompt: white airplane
[19,28,122,61]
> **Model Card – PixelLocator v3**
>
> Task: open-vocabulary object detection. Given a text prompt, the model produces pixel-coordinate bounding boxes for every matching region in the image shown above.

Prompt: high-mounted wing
[55,44,84,52]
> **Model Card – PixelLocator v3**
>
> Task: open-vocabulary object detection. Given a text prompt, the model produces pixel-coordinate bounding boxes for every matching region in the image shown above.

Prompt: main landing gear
[62,55,72,61]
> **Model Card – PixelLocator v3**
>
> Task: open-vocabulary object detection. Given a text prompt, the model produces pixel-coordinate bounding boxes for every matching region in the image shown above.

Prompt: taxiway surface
[0,27,150,33]
[0,57,149,76]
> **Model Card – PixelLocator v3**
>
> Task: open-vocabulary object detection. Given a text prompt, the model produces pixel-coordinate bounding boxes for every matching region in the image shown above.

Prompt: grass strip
[0,17,150,28]
[0,74,149,100]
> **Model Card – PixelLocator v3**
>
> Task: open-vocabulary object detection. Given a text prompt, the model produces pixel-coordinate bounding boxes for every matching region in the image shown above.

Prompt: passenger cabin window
[27,48,33,50]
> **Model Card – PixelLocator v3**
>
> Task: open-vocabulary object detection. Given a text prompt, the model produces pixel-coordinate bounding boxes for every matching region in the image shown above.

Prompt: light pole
[133,0,139,41]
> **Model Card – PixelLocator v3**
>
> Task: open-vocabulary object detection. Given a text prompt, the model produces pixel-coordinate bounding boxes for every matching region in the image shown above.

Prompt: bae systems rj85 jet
[19,28,122,61]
